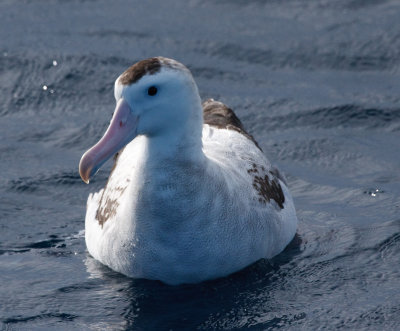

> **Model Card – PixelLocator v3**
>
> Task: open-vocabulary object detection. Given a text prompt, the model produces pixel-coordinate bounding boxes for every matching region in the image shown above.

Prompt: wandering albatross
[79,57,298,285]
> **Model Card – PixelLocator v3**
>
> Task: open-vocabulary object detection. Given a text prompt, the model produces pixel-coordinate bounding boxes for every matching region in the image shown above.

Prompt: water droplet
[3,52,8,57]
[364,188,384,196]
[52,60,58,66]
[42,85,48,91]
[50,89,55,94]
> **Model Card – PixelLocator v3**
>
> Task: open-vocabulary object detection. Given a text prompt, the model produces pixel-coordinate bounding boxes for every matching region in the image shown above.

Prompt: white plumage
[79,57,298,285]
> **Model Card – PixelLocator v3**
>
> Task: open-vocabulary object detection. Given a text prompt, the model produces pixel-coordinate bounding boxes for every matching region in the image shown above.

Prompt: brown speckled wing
[247,163,285,209]
[202,99,262,151]
[203,99,286,209]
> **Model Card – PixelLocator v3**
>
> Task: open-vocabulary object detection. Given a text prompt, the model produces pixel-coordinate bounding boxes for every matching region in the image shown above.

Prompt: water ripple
[7,171,82,193]
[263,105,400,131]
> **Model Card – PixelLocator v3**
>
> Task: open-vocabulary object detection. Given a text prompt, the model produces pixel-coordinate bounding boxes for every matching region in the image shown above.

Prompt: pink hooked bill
[79,99,139,183]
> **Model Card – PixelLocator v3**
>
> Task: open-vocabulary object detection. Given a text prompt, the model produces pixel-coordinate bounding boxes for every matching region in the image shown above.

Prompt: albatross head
[79,57,203,184]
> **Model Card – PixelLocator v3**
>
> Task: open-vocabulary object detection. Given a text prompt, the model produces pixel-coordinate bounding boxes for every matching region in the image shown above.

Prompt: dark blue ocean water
[1,0,400,329]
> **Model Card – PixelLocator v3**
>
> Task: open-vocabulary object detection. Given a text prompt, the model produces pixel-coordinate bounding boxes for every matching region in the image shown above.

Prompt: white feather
[85,128,297,285]
[84,59,298,285]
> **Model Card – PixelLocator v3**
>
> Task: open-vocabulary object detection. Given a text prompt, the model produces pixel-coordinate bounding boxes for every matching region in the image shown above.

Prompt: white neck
[144,97,205,165]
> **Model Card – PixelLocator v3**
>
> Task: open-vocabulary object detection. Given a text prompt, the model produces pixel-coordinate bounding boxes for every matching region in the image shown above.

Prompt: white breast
[84,127,297,284]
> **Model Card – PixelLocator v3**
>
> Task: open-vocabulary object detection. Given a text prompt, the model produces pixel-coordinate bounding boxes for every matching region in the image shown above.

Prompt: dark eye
[147,86,158,96]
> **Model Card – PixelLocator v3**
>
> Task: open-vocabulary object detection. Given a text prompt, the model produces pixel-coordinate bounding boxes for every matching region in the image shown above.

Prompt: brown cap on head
[119,57,162,85]
[118,57,190,86]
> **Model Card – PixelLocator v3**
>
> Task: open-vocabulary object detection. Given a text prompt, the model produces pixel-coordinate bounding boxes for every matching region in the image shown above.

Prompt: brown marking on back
[248,163,285,209]
[119,57,162,85]
[202,99,262,151]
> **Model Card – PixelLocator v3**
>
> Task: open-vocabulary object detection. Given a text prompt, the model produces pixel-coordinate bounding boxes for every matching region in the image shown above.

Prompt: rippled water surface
[1,0,400,329]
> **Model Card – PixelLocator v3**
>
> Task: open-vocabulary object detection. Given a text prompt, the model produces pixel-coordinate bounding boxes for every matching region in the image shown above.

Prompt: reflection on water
[83,234,303,330]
